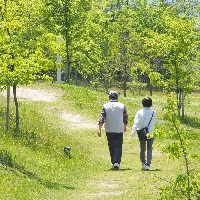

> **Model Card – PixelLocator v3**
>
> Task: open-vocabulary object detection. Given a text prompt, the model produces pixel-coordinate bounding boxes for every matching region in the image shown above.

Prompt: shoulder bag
[137,111,154,141]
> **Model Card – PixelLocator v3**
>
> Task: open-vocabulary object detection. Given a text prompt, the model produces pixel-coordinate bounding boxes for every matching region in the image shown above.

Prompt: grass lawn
[0,82,199,199]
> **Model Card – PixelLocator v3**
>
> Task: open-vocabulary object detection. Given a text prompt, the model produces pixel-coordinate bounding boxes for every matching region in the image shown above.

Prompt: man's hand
[98,123,103,137]
[124,125,127,132]
[98,130,101,137]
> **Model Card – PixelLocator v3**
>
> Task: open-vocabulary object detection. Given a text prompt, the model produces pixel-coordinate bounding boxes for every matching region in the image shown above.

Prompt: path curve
[1,87,97,129]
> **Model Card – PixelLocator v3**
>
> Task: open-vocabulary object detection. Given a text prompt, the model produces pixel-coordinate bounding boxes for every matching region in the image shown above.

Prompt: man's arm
[123,106,128,132]
[98,107,106,137]
[98,122,103,137]
[132,111,140,137]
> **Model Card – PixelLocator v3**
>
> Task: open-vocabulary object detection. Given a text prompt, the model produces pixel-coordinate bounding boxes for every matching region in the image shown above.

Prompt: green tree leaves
[0,0,59,129]
[1,0,199,125]
[160,95,200,199]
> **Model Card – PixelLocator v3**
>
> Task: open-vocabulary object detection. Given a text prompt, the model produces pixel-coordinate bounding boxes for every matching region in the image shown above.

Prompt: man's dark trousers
[106,132,123,165]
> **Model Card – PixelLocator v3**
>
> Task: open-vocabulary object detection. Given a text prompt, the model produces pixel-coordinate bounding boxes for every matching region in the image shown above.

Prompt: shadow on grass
[11,130,52,151]
[144,169,162,172]
[180,115,200,128]
[0,149,75,190]
[119,168,132,171]
[105,168,132,171]
[105,168,162,172]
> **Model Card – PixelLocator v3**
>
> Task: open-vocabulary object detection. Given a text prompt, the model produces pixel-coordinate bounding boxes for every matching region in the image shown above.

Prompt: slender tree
[0,0,58,130]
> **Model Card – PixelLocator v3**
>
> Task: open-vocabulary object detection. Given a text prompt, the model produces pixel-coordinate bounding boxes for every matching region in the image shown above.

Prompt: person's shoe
[113,163,120,170]
[142,163,146,170]
[145,163,150,170]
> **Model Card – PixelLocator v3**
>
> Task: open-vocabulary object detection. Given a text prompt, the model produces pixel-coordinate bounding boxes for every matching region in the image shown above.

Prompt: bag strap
[147,111,154,127]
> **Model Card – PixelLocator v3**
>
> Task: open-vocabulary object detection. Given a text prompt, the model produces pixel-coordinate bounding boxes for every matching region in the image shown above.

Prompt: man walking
[98,91,128,170]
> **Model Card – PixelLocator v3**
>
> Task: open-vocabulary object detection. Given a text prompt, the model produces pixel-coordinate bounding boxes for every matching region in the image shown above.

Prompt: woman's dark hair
[142,97,152,107]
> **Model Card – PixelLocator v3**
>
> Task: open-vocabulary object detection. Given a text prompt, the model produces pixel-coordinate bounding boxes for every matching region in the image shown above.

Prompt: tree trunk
[123,78,127,97]
[64,59,69,83]
[149,84,153,96]
[182,89,184,118]
[104,79,109,94]
[64,1,70,83]
[75,61,78,85]
[13,84,19,130]
[6,86,10,130]
[177,88,181,118]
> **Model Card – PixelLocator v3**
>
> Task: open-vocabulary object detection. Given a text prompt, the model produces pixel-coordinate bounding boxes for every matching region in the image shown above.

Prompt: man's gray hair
[109,91,119,99]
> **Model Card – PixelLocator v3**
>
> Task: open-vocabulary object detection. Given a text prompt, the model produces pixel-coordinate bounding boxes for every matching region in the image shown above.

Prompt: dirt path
[1,87,97,129]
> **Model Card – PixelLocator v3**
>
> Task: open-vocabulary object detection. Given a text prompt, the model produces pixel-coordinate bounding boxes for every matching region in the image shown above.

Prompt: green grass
[0,82,199,199]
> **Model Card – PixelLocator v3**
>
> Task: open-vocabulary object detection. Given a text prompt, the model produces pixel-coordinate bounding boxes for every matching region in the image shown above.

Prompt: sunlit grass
[0,82,199,199]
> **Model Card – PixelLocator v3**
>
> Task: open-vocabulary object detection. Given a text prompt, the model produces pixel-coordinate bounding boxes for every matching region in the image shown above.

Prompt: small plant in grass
[159,95,200,200]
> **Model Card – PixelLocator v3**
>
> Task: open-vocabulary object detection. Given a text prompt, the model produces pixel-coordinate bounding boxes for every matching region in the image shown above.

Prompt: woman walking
[131,97,156,170]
